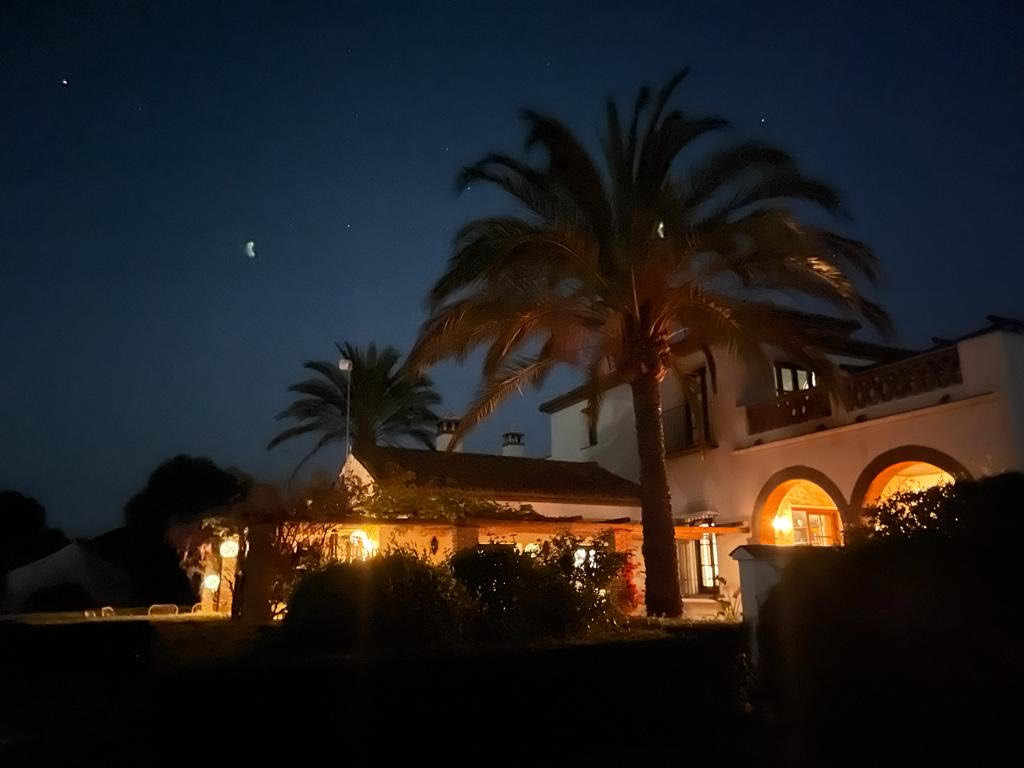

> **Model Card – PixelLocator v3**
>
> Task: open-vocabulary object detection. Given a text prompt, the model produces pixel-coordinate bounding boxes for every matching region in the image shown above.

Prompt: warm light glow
[203,573,221,591]
[876,462,954,503]
[765,480,841,547]
[772,514,793,534]
[573,547,596,568]
[219,538,240,558]
[349,529,377,557]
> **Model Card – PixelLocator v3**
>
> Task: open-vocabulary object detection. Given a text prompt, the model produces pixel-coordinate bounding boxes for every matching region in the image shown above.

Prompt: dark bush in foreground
[282,550,467,653]
[451,535,628,643]
[450,545,577,643]
[757,539,1016,764]
[856,470,1024,542]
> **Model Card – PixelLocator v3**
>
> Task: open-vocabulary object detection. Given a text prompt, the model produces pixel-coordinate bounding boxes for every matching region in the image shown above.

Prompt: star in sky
[60,78,69,87]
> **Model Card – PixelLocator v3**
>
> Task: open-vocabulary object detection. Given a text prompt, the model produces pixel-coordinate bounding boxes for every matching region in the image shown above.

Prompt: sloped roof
[357,446,641,506]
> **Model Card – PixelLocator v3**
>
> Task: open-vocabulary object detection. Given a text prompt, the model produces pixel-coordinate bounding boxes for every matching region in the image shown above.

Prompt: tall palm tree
[410,70,889,616]
[269,342,442,481]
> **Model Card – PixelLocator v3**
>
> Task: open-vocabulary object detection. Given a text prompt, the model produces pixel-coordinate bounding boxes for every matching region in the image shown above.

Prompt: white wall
[496,499,640,521]
[550,384,641,481]
[546,330,1024,575]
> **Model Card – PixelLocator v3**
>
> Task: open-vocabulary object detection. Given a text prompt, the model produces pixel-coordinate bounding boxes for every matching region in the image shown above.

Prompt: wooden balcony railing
[840,346,962,411]
[745,345,964,435]
[746,387,832,435]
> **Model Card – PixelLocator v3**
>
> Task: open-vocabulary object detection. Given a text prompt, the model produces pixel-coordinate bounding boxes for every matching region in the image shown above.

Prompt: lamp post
[338,357,352,457]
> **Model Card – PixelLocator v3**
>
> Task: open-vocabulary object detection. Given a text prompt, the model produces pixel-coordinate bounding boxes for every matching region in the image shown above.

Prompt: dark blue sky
[2,0,1022,535]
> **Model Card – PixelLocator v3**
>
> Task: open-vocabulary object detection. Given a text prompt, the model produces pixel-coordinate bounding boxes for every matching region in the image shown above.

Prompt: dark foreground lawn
[3,611,1014,765]
[0,619,759,762]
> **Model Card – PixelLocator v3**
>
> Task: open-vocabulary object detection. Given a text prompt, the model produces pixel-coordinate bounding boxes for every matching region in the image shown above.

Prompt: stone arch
[850,445,971,512]
[751,466,850,545]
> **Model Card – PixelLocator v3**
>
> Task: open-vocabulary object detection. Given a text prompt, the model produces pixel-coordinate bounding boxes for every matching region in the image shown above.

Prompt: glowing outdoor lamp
[219,538,240,558]
[349,529,376,557]
[203,573,221,591]
[772,514,794,535]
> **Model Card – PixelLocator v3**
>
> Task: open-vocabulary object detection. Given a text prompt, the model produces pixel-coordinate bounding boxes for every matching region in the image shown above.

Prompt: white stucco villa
[539,311,1024,619]
[195,310,1024,622]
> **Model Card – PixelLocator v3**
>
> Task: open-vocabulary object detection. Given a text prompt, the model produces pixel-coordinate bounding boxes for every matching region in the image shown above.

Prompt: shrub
[282,549,467,653]
[531,532,631,630]
[450,533,628,643]
[757,520,1018,761]
[856,471,1024,542]
[450,545,576,643]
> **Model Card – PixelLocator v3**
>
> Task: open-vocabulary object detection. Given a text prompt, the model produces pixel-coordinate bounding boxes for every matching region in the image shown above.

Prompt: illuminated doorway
[759,478,843,547]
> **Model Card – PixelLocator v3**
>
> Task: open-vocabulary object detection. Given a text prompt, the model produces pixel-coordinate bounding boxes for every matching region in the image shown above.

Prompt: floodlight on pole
[339,357,353,456]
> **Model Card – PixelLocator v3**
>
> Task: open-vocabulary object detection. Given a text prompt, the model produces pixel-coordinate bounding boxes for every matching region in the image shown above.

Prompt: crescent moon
[244,241,256,258]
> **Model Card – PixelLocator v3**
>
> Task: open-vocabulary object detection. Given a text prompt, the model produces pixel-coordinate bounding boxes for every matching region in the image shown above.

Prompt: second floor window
[775,362,816,395]
[663,367,711,453]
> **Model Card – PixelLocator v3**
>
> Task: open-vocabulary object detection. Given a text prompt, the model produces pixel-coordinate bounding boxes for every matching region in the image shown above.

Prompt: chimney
[436,417,462,452]
[502,431,525,457]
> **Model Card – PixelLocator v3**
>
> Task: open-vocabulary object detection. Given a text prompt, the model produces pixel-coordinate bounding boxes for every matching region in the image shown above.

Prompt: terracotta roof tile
[357,447,640,506]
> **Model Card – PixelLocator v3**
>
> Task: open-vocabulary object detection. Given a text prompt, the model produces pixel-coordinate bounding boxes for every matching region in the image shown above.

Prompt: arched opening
[861,461,955,507]
[851,446,971,511]
[760,480,843,546]
[752,468,848,547]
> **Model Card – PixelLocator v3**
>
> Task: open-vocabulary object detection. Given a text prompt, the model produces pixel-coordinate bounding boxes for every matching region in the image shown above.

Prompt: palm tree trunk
[630,371,682,617]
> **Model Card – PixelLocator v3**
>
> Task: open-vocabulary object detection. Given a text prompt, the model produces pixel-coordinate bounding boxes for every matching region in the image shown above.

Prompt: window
[676,531,720,596]
[581,405,598,448]
[789,507,838,546]
[775,362,816,395]
[695,532,719,593]
[663,367,711,453]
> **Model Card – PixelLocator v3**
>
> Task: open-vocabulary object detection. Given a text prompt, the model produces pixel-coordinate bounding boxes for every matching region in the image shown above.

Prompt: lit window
[778,508,837,546]
[696,532,719,592]
[775,363,816,395]
[676,531,720,596]
[574,547,597,568]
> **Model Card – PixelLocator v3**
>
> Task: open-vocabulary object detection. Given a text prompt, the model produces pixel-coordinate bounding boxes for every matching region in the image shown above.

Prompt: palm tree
[409,70,889,616]
[269,342,442,481]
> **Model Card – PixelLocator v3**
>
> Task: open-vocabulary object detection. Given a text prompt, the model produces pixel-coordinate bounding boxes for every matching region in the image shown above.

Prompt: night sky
[2,1,1022,535]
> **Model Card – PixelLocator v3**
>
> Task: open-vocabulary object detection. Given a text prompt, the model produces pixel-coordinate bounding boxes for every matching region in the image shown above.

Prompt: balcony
[746,346,963,436]
[746,387,832,435]
[839,346,962,411]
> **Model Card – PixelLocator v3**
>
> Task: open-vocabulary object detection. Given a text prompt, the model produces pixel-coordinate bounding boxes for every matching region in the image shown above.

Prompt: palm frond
[270,342,444,476]
[450,354,558,448]
[415,69,888,446]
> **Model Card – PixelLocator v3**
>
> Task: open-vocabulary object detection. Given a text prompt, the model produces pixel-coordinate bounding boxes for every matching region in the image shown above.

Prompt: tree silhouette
[411,70,887,615]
